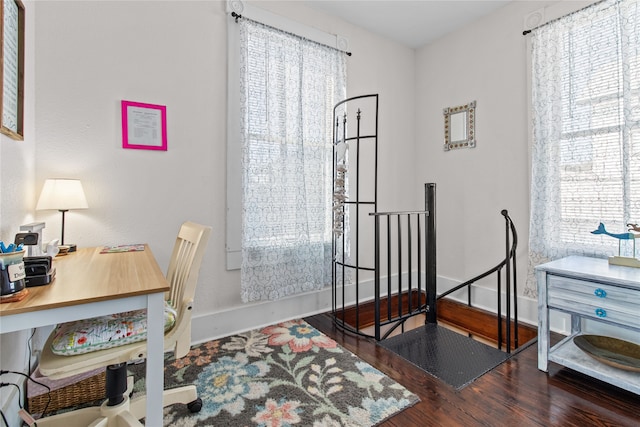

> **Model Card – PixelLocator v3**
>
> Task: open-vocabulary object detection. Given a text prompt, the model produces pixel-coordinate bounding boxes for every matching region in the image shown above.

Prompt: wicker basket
[27,368,105,415]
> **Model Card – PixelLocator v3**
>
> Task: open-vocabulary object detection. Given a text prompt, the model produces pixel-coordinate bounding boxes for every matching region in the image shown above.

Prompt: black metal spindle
[417,214,423,309]
[504,210,519,351]
[407,214,413,313]
[497,270,502,351]
[397,216,402,318]
[387,215,391,321]
[374,214,381,341]
[425,183,437,324]
[505,210,511,353]
[512,222,519,350]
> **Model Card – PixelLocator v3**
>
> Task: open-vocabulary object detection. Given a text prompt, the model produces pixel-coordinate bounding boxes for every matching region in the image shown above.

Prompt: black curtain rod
[231,11,352,56]
[522,0,609,35]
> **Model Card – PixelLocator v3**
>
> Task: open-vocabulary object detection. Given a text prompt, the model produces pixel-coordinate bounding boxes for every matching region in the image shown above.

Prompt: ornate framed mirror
[443,100,476,151]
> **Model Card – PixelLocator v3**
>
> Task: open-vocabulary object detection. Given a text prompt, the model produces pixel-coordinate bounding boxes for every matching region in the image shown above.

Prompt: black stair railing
[331,181,520,352]
[331,183,436,340]
[370,183,437,341]
[436,210,519,352]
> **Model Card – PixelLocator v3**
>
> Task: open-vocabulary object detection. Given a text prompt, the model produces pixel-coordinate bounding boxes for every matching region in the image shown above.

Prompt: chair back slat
[166,222,211,316]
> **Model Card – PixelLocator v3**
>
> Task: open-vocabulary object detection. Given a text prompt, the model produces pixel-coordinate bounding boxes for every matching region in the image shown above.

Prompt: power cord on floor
[0,406,37,427]
[0,382,23,410]
[0,408,9,427]
[27,329,36,386]
[0,370,50,426]
[0,381,37,426]
[0,329,49,426]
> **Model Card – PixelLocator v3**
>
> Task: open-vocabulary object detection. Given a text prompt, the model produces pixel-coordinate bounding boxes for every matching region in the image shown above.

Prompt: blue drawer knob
[595,308,607,318]
[594,288,607,298]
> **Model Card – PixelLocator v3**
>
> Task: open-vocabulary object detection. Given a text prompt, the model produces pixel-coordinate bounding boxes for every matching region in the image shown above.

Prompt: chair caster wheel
[187,398,203,413]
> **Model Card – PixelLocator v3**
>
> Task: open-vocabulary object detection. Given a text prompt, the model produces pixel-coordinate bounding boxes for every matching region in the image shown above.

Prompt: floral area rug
[129,319,419,426]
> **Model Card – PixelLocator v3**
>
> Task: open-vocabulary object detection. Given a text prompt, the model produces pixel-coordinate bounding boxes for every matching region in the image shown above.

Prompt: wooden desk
[0,245,170,425]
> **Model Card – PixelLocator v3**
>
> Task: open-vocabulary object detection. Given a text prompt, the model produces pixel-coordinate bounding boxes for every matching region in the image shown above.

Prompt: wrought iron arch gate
[331,94,437,340]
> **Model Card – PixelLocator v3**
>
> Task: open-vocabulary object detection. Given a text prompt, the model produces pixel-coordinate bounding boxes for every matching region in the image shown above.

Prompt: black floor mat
[379,323,510,390]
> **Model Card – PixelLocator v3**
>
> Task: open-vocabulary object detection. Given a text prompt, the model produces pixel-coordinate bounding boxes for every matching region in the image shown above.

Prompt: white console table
[536,256,640,395]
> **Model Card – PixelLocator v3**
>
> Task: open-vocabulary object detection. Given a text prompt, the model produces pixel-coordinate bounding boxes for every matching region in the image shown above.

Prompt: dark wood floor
[305,313,640,427]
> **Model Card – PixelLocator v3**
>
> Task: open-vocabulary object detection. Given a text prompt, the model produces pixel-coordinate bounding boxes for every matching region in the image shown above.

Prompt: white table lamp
[36,179,88,252]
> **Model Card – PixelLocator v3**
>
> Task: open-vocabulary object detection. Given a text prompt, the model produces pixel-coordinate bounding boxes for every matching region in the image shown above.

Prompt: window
[527,0,640,295]
[226,2,347,302]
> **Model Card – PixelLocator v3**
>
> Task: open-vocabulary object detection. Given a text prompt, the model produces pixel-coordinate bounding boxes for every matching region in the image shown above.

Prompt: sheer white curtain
[527,0,640,296]
[239,19,347,302]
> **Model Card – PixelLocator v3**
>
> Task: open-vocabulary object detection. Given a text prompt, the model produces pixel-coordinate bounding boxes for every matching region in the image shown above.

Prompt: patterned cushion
[51,301,177,355]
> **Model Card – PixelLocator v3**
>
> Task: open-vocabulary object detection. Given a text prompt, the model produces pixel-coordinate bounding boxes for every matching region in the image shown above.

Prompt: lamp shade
[36,179,88,211]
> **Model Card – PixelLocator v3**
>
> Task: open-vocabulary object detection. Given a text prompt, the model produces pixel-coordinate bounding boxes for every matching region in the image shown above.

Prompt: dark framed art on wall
[0,0,25,141]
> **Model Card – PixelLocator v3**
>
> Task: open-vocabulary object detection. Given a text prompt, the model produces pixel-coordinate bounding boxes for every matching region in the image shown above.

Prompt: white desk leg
[146,292,165,426]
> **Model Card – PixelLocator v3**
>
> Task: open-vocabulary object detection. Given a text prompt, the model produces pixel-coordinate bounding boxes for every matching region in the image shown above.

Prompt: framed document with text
[0,0,25,140]
[121,100,167,151]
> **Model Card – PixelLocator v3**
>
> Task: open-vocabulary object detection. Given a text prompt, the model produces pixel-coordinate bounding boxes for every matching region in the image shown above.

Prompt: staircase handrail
[436,209,519,352]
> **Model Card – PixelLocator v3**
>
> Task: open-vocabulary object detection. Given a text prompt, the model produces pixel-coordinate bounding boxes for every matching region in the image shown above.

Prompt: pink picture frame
[121,100,167,151]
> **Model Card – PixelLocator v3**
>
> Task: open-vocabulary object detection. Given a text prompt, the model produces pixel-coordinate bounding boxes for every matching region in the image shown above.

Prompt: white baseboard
[191,273,566,345]
[191,286,333,344]
[191,274,384,344]
[438,275,570,335]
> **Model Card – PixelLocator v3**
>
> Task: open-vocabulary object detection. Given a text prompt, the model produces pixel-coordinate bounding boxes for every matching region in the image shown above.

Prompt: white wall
[29,0,416,341]
[33,0,225,309]
[413,0,598,328]
[0,0,37,422]
[415,1,554,309]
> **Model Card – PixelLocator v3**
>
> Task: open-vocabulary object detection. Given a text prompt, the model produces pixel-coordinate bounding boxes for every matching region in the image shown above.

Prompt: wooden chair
[36,221,212,427]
